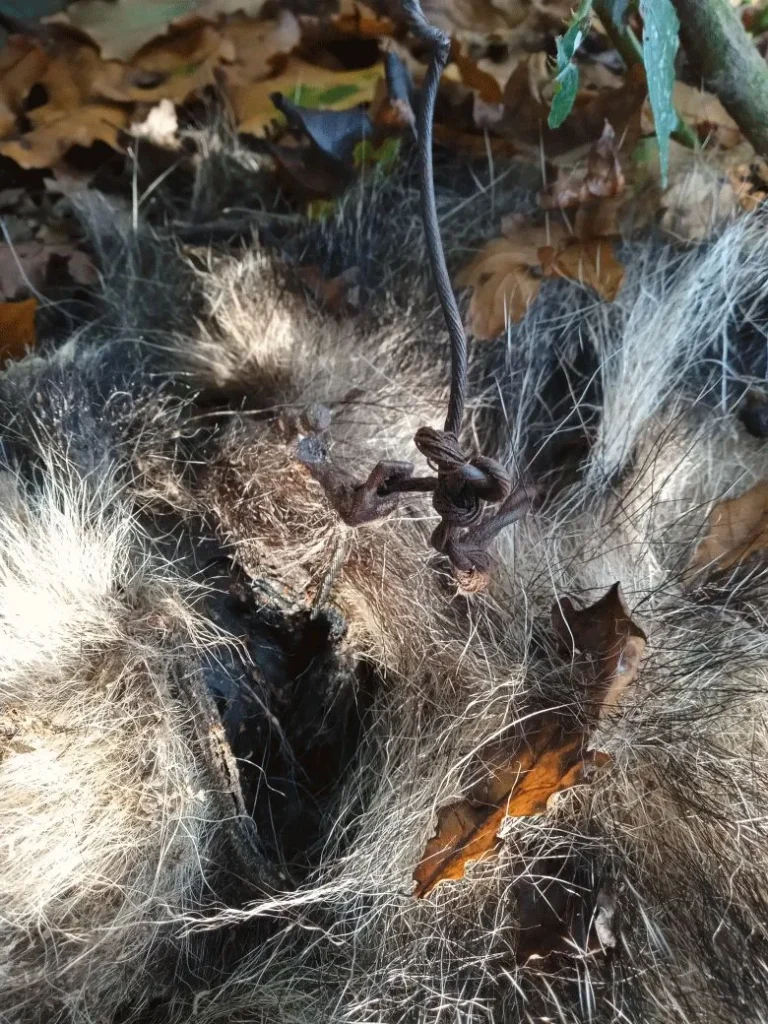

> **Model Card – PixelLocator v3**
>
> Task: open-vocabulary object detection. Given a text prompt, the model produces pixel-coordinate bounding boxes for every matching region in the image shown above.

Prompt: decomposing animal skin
[2,155,768,1024]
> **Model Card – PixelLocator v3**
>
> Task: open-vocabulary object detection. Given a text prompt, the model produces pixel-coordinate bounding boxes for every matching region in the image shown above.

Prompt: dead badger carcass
[2,156,768,1024]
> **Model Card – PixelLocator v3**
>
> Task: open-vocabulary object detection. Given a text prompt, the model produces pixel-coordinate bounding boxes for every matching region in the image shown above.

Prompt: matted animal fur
[2,149,768,1024]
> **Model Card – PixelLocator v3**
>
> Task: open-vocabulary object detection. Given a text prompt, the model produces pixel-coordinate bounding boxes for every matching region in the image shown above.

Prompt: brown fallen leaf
[297,265,359,312]
[0,38,50,136]
[552,582,647,717]
[457,239,544,339]
[414,720,610,897]
[93,21,228,105]
[458,214,624,341]
[330,2,396,38]
[539,121,625,210]
[689,481,768,575]
[45,0,197,61]
[457,217,567,340]
[538,239,624,304]
[449,39,503,104]
[0,104,128,170]
[0,298,37,360]
[222,59,384,137]
[728,159,768,212]
[499,58,647,157]
[219,10,300,82]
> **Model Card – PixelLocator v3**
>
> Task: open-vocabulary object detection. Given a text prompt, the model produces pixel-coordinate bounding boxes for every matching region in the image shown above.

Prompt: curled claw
[345,461,415,525]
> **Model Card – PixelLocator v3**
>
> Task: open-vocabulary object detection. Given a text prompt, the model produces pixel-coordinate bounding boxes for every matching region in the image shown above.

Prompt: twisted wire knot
[413,426,521,588]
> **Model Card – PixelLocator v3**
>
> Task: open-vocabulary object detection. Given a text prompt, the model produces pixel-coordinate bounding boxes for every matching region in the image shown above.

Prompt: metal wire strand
[400,0,468,438]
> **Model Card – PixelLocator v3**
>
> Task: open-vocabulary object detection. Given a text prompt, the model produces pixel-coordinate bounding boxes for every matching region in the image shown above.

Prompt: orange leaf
[689,481,768,575]
[538,239,624,302]
[552,582,647,717]
[457,238,544,340]
[414,722,609,898]
[450,40,503,104]
[0,299,37,360]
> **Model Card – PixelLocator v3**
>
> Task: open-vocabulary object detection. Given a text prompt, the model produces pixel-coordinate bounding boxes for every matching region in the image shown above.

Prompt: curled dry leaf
[413,721,610,898]
[0,299,37,361]
[552,582,647,718]
[689,481,768,575]
[539,121,625,210]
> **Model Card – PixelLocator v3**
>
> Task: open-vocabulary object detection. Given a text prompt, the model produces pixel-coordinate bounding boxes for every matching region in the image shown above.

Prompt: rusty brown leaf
[552,582,647,717]
[538,239,625,303]
[297,265,359,313]
[449,39,503,104]
[0,298,37,360]
[413,721,610,898]
[689,481,768,574]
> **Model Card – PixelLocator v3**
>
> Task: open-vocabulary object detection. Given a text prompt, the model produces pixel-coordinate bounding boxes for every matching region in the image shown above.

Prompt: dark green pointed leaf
[639,0,680,186]
[548,0,593,130]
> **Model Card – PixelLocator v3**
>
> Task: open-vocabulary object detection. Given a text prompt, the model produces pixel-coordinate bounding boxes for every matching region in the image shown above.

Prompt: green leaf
[291,83,361,109]
[609,0,631,24]
[548,0,593,130]
[353,136,401,174]
[639,0,680,187]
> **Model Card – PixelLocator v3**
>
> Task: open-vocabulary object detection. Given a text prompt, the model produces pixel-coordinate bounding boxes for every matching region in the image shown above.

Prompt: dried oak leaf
[1,104,128,170]
[222,59,383,137]
[689,481,768,575]
[552,582,647,717]
[538,239,624,304]
[413,720,610,898]
[0,298,37,360]
[93,21,229,105]
[219,10,300,82]
[456,217,567,340]
[539,121,625,210]
[458,213,624,340]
